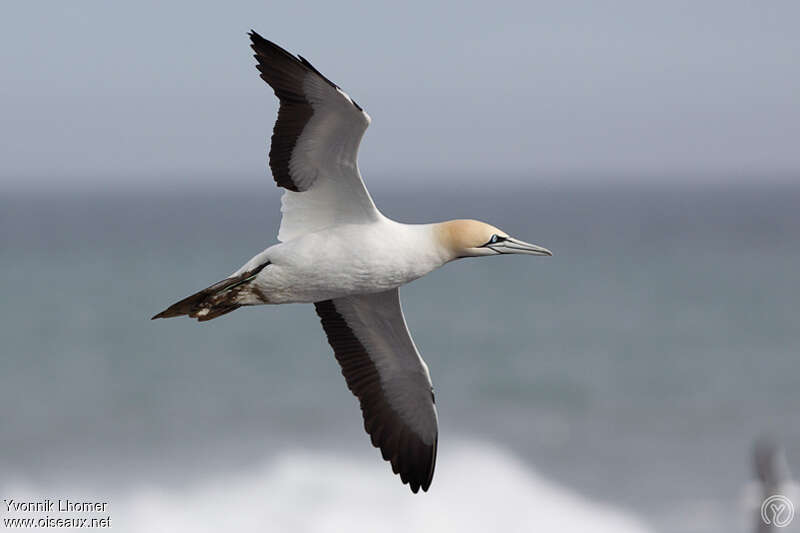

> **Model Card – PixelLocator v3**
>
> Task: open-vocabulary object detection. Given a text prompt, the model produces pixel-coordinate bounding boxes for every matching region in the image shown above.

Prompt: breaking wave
[3,441,652,533]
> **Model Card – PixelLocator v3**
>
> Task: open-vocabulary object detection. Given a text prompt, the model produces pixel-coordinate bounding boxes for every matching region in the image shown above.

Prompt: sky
[2,0,799,189]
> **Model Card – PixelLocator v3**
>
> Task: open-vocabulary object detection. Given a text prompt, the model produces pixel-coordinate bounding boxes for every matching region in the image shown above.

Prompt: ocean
[1,179,798,532]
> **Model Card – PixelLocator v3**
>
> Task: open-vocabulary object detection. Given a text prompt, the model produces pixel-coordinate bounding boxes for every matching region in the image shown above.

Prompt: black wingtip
[248,30,263,50]
[249,30,275,53]
[248,30,340,93]
[297,54,339,90]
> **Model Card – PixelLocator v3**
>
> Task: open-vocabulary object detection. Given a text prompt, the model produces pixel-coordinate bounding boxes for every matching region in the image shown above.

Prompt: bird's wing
[250,31,379,242]
[314,289,439,493]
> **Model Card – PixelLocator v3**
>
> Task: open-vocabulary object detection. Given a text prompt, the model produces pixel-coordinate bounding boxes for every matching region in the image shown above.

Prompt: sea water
[1,179,798,533]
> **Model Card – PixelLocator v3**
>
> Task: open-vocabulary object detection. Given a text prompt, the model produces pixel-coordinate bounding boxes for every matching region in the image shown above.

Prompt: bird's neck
[383,219,460,267]
[415,220,468,264]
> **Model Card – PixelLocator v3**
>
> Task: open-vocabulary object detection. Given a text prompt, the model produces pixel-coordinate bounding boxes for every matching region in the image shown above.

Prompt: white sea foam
[2,441,652,533]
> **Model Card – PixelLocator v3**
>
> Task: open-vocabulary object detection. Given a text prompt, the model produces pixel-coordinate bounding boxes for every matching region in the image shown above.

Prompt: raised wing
[314,289,439,493]
[250,31,380,242]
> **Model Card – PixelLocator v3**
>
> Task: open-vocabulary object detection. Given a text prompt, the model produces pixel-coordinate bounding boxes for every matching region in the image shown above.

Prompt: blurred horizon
[5,170,800,198]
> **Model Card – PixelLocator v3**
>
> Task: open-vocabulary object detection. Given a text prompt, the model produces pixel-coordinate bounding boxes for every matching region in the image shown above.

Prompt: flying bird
[153,30,552,493]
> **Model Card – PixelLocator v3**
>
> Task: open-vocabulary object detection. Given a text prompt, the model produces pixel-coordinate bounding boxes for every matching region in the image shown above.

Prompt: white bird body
[154,31,551,493]
[237,219,451,304]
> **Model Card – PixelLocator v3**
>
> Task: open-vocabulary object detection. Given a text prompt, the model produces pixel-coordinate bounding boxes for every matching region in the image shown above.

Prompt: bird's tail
[151,262,270,322]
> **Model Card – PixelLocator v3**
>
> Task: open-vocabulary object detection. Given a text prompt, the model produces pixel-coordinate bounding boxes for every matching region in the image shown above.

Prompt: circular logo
[761,494,795,528]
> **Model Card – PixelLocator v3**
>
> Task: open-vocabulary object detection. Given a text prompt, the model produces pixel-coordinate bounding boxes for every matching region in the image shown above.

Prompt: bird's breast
[267,222,446,301]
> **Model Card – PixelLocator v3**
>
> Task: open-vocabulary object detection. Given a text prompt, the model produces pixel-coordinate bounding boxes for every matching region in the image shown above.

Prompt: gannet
[153,30,552,493]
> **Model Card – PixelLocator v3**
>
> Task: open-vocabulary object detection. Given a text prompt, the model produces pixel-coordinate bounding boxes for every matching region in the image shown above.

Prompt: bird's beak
[490,237,553,256]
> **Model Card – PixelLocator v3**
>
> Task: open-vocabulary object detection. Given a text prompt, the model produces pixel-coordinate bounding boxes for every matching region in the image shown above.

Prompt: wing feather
[249,31,379,241]
[314,290,438,493]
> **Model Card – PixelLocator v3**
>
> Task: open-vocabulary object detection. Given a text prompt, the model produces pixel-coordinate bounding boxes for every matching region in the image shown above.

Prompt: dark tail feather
[150,282,240,320]
[152,261,270,321]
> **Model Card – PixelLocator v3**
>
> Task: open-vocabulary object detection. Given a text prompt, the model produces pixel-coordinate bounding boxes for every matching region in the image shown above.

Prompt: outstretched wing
[314,289,439,493]
[250,31,380,242]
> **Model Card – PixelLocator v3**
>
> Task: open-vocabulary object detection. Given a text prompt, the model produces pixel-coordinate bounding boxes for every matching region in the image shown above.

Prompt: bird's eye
[484,234,507,246]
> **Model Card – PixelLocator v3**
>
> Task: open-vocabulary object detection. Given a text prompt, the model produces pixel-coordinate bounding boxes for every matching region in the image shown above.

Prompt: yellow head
[434,219,552,260]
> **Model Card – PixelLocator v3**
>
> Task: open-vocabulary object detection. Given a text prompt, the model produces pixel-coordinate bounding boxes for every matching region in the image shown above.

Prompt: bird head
[436,219,552,260]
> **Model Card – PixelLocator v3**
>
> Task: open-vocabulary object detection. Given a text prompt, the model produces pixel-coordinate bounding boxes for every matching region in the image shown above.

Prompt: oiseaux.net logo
[761,494,795,528]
